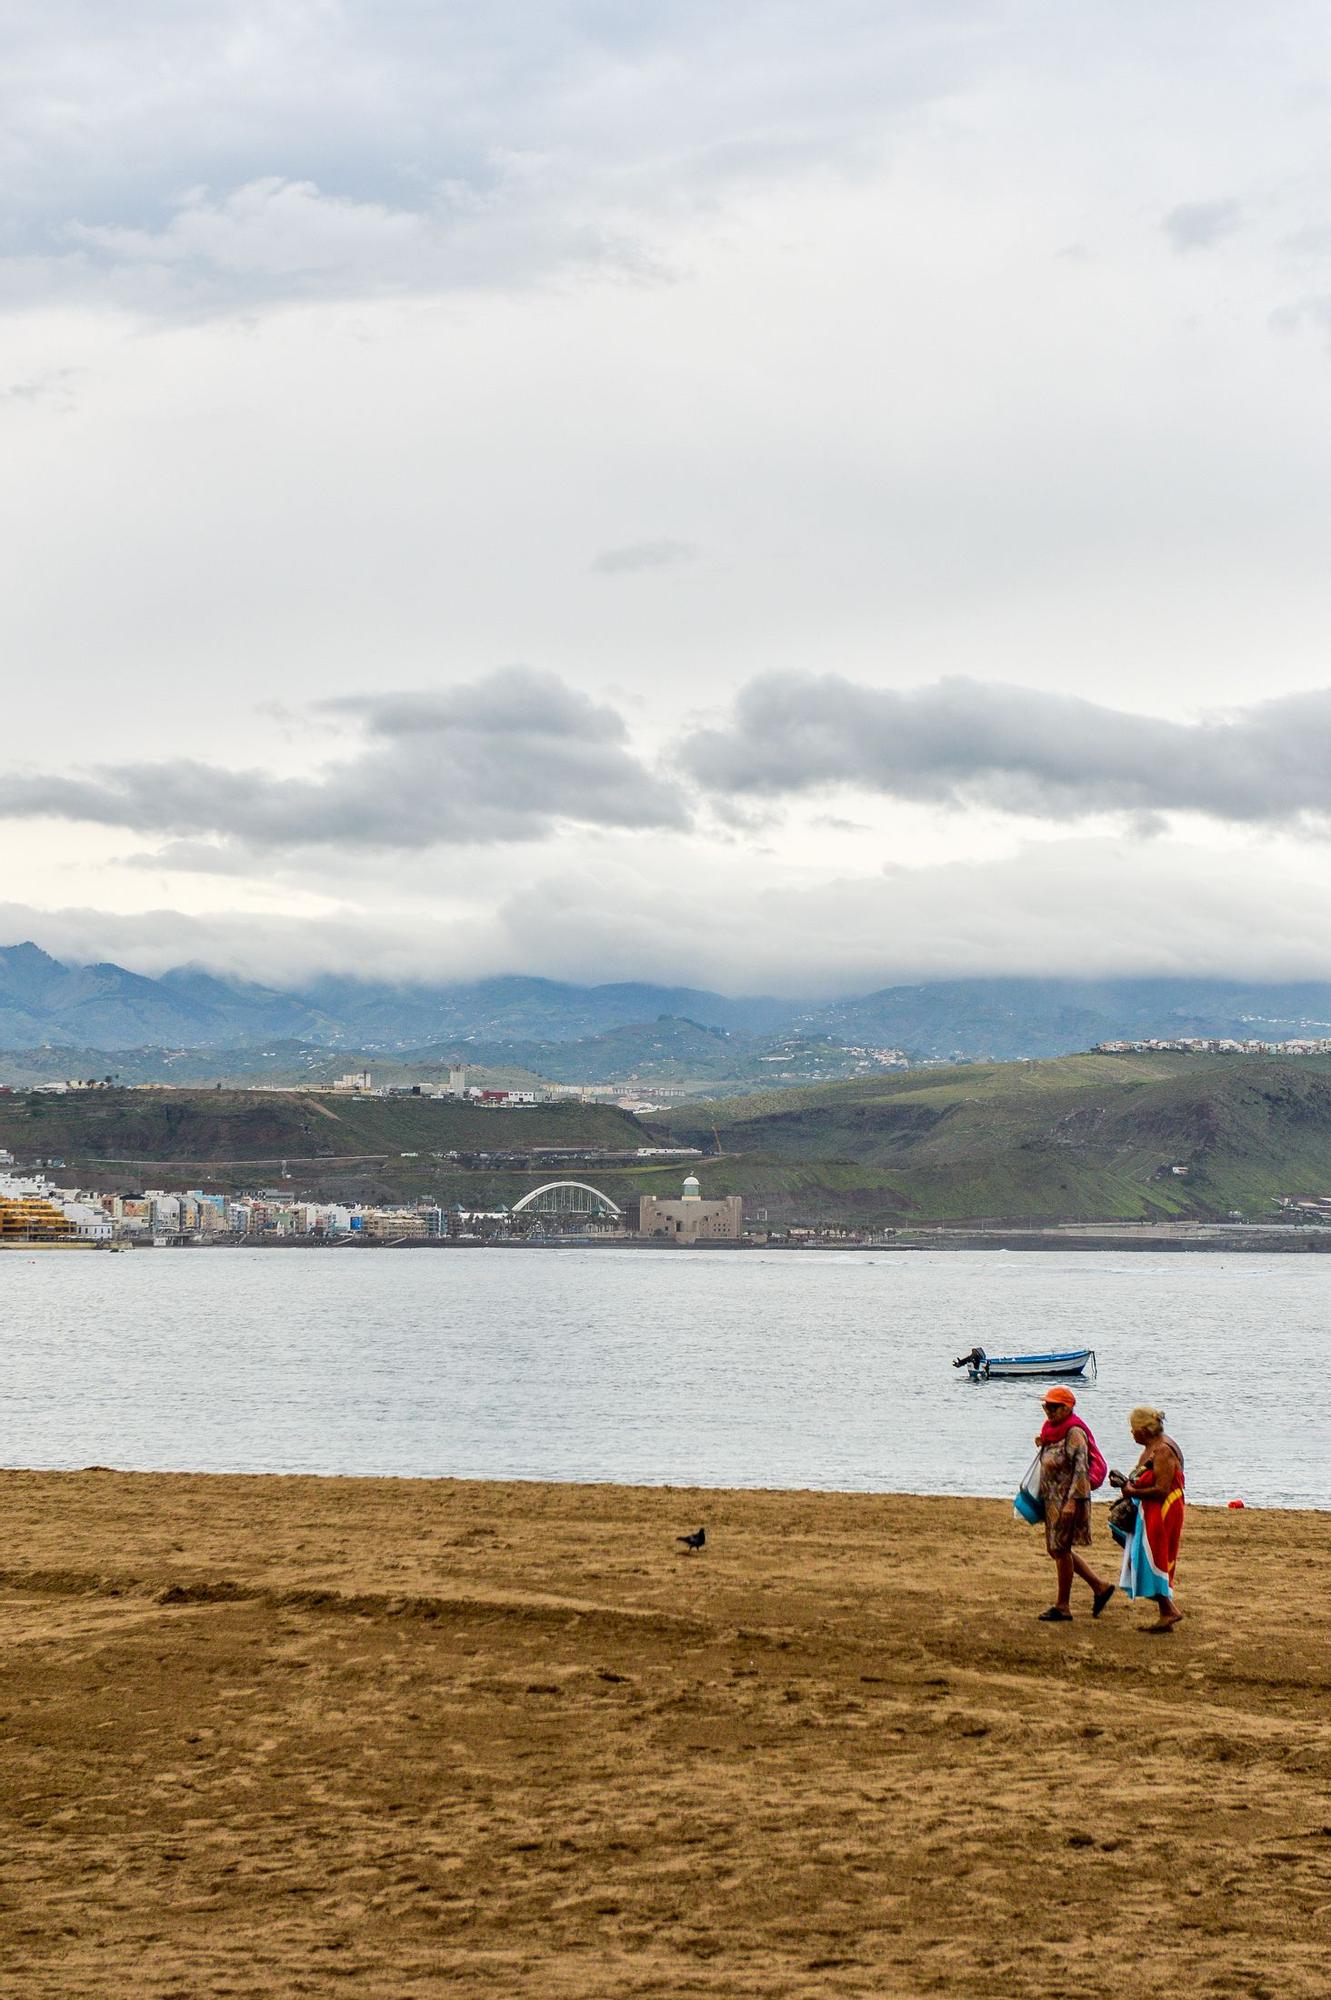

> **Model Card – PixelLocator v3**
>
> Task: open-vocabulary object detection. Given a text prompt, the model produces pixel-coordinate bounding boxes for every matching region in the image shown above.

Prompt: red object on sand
[1227,1499,1246,1509]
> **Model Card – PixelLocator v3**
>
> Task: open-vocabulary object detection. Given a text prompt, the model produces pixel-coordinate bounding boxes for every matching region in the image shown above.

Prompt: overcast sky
[5,0,1331,995]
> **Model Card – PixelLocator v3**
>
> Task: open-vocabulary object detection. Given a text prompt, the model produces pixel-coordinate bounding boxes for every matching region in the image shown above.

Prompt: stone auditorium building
[638,1173,743,1244]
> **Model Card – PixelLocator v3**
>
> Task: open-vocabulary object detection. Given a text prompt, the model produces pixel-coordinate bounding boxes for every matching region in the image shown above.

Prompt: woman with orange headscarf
[1034,1386,1114,1622]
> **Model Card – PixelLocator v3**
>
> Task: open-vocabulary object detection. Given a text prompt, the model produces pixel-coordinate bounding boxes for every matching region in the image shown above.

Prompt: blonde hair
[1129,1405,1165,1436]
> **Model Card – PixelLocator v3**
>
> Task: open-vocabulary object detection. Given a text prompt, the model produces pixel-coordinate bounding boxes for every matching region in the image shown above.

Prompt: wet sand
[1,1472,1328,1998]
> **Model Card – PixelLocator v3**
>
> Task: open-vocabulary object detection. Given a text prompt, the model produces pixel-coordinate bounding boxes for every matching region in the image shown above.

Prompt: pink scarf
[1037,1414,1093,1449]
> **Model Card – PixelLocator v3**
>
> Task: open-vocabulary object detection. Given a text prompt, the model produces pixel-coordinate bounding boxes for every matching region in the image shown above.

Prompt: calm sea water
[2,1248,1327,1507]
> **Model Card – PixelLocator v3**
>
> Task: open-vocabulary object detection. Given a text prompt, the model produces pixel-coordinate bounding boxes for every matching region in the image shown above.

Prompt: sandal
[1091,1587,1115,1619]
[1037,1607,1073,1621]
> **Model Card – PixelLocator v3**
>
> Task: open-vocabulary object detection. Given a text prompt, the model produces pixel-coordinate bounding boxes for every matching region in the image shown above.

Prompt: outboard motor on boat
[953,1345,986,1371]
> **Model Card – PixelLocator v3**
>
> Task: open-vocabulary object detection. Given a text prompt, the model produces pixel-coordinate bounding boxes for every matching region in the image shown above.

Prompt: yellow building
[0,1193,76,1243]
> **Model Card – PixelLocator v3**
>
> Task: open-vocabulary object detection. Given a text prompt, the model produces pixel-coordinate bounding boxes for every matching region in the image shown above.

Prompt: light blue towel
[1118,1505,1172,1601]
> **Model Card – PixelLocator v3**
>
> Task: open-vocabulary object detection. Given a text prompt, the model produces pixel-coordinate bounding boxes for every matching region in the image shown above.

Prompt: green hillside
[0,1088,648,1185]
[8,1056,1331,1226]
[658,1051,1331,1224]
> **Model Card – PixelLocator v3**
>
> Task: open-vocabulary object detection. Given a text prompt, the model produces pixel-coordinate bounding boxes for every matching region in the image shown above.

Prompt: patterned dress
[1038,1424,1093,1555]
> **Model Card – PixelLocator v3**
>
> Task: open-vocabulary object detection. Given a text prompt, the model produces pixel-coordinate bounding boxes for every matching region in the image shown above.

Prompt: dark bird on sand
[677,1527,706,1553]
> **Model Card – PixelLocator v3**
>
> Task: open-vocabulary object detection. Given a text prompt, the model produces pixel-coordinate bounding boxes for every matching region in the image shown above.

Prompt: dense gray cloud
[1,668,687,850]
[677,675,1331,827]
[1162,198,1242,252]
[0,0,977,311]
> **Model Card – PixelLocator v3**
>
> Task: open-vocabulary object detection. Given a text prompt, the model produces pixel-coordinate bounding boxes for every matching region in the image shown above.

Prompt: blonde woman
[1108,1406,1185,1632]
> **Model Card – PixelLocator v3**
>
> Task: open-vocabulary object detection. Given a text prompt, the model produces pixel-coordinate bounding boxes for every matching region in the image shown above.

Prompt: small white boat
[954,1344,1096,1382]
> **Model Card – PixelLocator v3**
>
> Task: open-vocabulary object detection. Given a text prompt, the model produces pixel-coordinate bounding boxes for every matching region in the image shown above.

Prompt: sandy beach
[1,1472,1328,1999]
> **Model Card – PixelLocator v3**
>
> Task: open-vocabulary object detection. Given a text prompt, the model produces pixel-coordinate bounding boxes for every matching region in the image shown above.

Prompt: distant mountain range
[4,941,1331,1077]
[810,976,1331,1058]
[0,943,790,1053]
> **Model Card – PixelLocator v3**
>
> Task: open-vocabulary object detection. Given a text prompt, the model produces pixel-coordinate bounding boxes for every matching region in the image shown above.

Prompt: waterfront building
[0,1186,76,1243]
[185,1192,230,1234]
[0,1173,110,1243]
[147,1192,182,1234]
[57,1199,113,1242]
[638,1172,743,1244]
[109,1195,152,1236]
[359,1209,429,1240]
